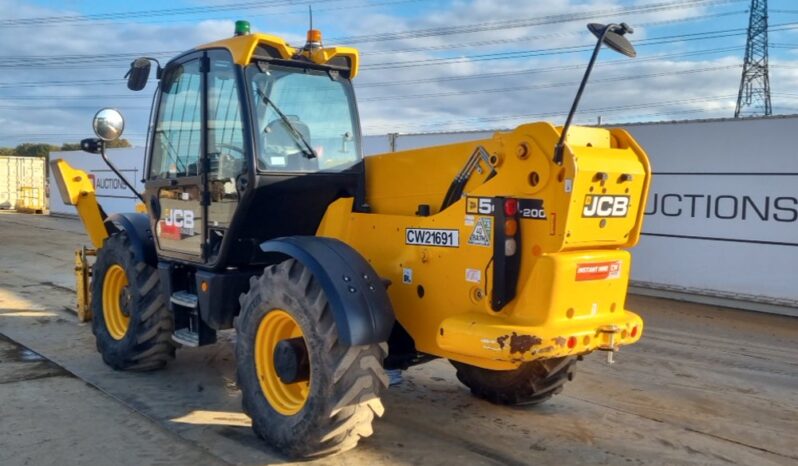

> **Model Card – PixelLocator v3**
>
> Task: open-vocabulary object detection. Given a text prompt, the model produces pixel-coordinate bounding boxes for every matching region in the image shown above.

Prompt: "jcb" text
[582,195,630,218]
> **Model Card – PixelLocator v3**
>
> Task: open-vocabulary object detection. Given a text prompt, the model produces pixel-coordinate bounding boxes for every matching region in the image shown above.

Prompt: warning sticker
[402,268,413,284]
[575,261,622,281]
[468,217,492,247]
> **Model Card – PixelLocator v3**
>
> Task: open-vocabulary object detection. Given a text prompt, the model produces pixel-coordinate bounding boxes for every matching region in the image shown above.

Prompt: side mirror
[126,58,151,91]
[588,23,636,58]
[93,108,125,142]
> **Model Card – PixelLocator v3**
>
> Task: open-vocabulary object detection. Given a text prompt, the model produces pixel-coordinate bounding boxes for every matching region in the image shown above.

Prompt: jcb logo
[466,197,494,215]
[583,195,630,218]
[164,209,195,229]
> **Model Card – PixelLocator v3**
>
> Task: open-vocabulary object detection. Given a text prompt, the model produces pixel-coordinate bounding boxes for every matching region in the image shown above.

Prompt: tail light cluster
[491,197,522,311]
[503,198,519,257]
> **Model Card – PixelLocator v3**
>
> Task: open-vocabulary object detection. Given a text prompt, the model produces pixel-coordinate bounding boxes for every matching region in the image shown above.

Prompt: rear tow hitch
[597,325,621,364]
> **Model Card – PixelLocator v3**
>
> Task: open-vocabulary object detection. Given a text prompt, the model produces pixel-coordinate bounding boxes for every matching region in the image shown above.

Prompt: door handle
[149,196,161,219]
[236,175,249,194]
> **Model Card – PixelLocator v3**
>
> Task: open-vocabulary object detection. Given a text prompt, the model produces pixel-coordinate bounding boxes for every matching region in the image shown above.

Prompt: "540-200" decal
[405,228,460,247]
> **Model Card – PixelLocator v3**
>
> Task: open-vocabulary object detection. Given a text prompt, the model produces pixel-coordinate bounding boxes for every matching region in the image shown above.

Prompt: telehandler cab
[52,20,650,458]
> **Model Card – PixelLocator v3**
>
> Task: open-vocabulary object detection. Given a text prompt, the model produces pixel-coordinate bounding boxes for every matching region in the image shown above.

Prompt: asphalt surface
[0,211,796,465]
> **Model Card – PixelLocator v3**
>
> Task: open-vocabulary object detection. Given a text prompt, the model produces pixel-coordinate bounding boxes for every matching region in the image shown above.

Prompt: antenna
[309,5,313,30]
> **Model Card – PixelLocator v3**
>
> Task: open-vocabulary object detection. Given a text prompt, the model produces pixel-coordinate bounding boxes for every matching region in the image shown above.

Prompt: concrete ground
[0,211,796,466]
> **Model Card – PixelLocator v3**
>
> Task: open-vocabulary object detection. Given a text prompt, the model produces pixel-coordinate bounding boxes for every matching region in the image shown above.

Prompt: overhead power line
[0,95,137,100]
[357,46,745,88]
[3,20,777,71]
[366,95,739,132]
[361,22,798,70]
[331,0,748,43]
[0,79,124,89]
[0,1,756,71]
[0,0,344,27]
[0,0,744,31]
[359,10,748,56]
[358,65,740,103]
[0,4,747,66]
[0,45,747,90]
[1,64,739,103]
[0,0,432,30]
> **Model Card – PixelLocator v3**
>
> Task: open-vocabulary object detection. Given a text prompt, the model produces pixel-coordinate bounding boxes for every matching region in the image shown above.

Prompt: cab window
[207,51,246,182]
[150,59,202,179]
[247,64,361,172]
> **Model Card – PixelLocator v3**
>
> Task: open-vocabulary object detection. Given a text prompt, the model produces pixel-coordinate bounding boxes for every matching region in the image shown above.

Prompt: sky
[1,0,797,147]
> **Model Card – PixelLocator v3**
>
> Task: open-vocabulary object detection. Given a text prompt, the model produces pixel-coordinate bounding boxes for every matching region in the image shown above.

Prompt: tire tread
[91,232,175,372]
[236,259,387,458]
[452,357,576,406]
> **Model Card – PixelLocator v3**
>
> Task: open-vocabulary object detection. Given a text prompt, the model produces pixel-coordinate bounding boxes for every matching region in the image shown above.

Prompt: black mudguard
[105,213,157,266]
[259,236,395,346]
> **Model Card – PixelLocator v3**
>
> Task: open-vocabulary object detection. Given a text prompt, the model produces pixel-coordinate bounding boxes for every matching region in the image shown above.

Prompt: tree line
[0,139,132,158]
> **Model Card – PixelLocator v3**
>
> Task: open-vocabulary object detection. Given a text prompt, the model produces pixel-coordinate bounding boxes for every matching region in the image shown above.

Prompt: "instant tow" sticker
[575,261,622,281]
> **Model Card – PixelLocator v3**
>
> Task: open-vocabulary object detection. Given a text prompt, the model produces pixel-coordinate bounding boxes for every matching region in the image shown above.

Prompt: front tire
[451,357,576,406]
[91,232,175,371]
[236,259,388,458]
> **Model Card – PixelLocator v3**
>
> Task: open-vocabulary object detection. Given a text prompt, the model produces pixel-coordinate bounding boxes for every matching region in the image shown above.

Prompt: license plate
[405,228,460,248]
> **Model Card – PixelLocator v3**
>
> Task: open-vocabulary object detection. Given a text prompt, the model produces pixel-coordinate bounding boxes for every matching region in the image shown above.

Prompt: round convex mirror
[92,108,125,141]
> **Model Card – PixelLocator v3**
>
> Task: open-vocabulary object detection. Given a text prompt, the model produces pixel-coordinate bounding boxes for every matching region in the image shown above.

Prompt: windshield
[247,64,361,172]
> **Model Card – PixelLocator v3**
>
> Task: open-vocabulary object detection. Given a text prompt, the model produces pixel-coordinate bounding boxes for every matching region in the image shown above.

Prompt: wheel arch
[259,236,394,346]
[105,213,157,266]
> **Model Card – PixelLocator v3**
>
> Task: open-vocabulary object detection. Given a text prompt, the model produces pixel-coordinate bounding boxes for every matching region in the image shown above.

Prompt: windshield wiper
[255,88,317,159]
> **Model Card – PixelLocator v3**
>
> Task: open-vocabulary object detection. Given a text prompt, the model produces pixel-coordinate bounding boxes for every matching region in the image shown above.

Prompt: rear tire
[236,259,388,458]
[91,232,175,371]
[451,357,576,406]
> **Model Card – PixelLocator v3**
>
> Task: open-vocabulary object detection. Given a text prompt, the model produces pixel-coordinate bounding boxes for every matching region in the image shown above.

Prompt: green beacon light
[234,20,251,36]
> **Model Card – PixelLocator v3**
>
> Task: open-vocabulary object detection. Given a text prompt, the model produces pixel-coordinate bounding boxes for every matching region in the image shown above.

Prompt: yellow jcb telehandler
[52,20,650,458]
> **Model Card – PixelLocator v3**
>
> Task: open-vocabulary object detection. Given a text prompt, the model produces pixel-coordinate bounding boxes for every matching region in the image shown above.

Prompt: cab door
[146,53,207,261]
[205,50,249,263]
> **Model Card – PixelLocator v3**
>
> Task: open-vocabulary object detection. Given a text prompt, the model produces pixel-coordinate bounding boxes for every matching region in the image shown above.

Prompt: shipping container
[0,155,46,213]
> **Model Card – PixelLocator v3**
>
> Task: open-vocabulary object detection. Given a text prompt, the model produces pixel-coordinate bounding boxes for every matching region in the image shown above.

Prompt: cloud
[0,0,298,147]
[0,0,790,148]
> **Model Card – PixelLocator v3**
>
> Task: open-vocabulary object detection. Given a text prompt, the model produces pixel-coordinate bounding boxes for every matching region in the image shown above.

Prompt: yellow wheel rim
[254,309,310,416]
[102,264,130,340]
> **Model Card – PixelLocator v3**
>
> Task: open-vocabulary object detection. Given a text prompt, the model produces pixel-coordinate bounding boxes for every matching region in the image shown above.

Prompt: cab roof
[195,32,360,79]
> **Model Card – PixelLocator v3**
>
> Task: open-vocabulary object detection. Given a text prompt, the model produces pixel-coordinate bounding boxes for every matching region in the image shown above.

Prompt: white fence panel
[48,148,143,216]
[624,117,798,315]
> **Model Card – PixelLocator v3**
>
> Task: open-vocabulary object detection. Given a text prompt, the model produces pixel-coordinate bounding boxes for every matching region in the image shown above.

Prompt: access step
[172,328,199,347]
[170,290,198,309]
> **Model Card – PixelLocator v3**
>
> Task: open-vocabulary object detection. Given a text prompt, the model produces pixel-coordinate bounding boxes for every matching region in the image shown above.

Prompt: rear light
[630,325,638,338]
[504,238,517,256]
[567,336,577,349]
[504,198,518,216]
[491,197,521,311]
[504,218,518,236]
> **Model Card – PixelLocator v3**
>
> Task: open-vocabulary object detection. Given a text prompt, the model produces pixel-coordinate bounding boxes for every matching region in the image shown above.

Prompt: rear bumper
[436,309,643,363]
[436,248,643,365]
